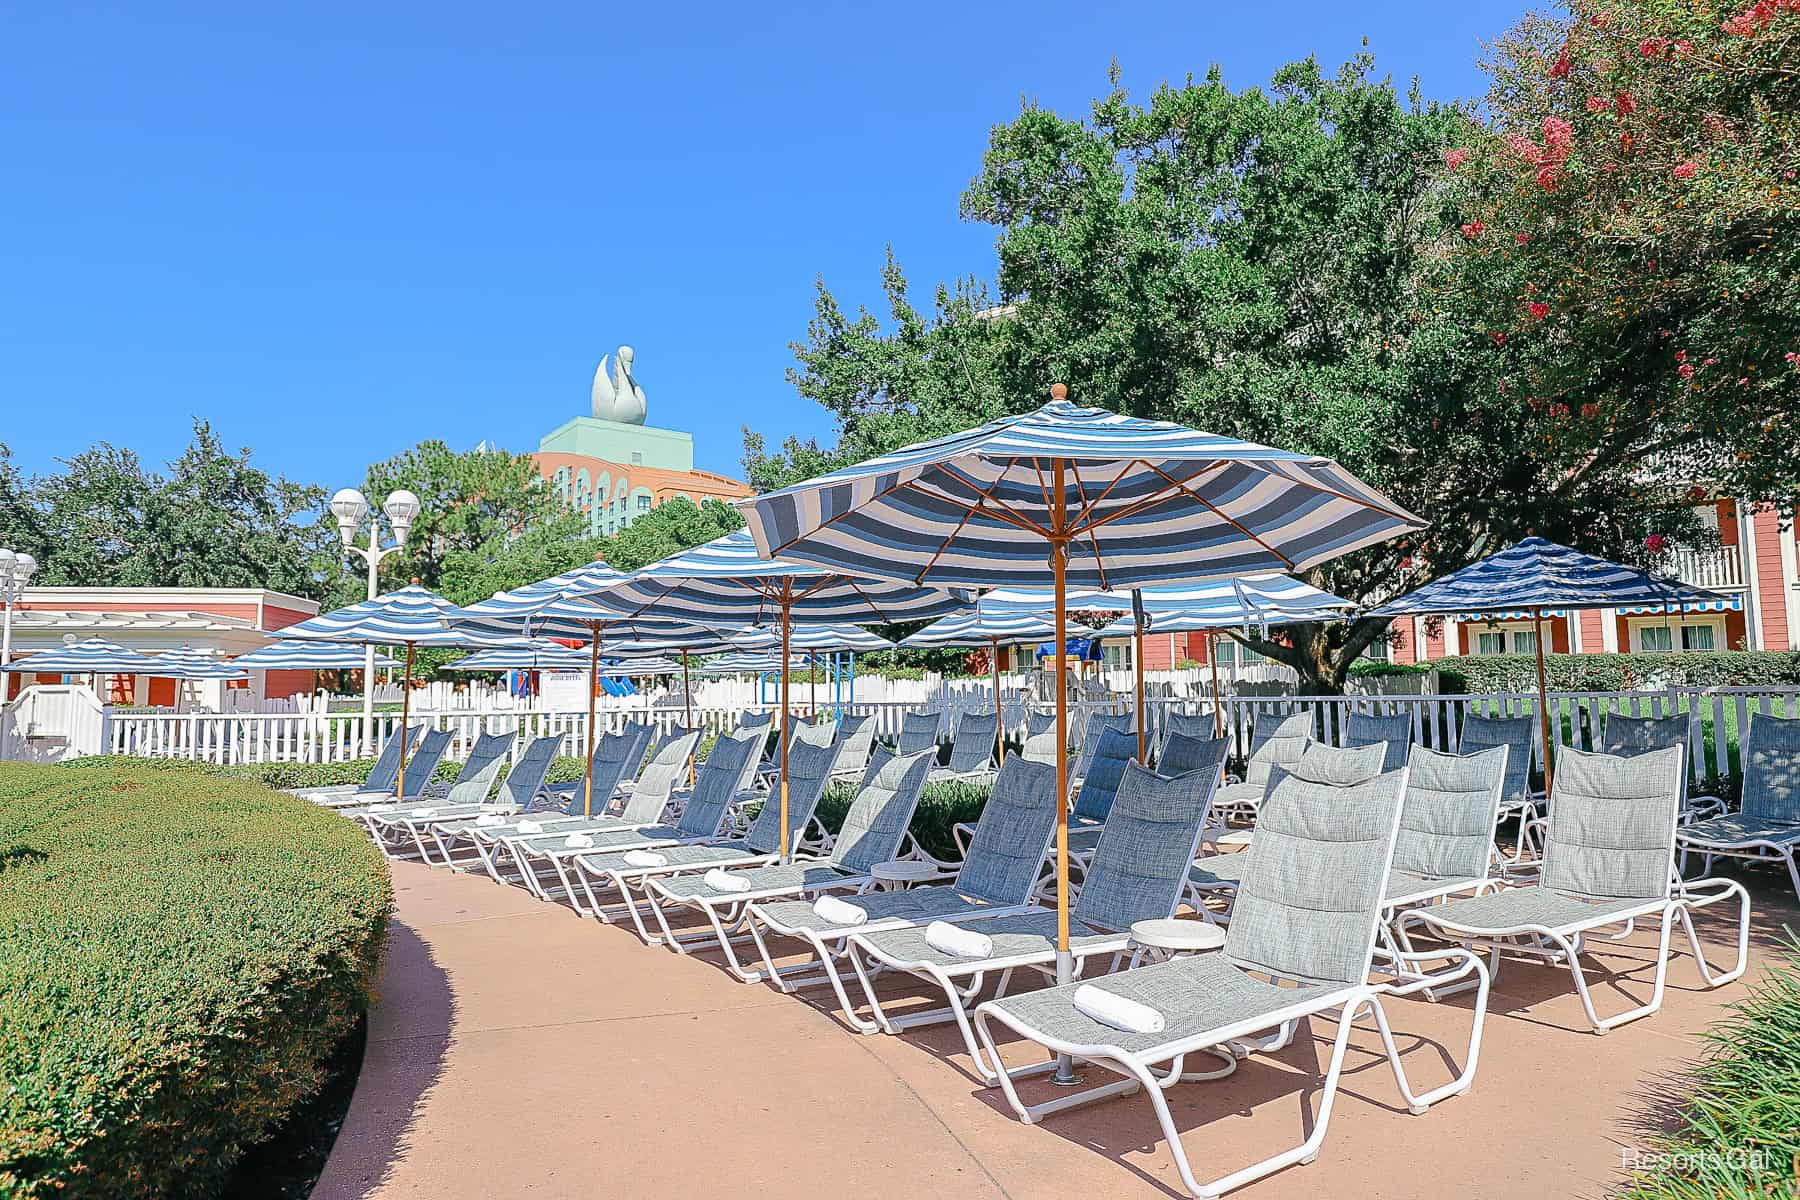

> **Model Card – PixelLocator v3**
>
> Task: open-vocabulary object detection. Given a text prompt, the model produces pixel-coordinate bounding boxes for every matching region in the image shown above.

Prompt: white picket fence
[91,684,1800,782]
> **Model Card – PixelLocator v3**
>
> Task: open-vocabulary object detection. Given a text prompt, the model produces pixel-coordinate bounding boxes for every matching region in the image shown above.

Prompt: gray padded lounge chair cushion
[1159,732,1228,780]
[1599,711,1692,807]
[1346,711,1414,773]
[1392,745,1508,881]
[1540,746,1682,900]
[953,756,1059,905]
[1075,761,1219,933]
[1072,727,1138,823]
[945,711,999,774]
[827,748,934,873]
[1739,713,1800,825]
[1458,713,1535,807]
[1242,712,1314,788]
[1224,767,1407,987]
[676,734,760,837]
[744,737,843,855]
[898,711,942,757]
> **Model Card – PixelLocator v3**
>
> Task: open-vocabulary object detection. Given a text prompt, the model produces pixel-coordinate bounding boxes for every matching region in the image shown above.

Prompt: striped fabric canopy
[900,607,1060,649]
[1370,537,1725,619]
[728,622,893,652]
[230,641,400,670]
[278,584,505,648]
[1,636,168,674]
[698,650,809,674]
[980,573,1356,634]
[443,639,591,671]
[152,646,250,680]
[740,397,1424,591]
[577,529,969,627]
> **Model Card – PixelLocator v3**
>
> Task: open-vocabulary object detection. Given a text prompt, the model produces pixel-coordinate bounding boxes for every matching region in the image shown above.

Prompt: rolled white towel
[563,832,595,849]
[516,820,544,834]
[1072,983,1165,1035]
[365,805,396,815]
[704,867,752,893]
[622,849,668,868]
[474,813,507,827]
[812,894,868,926]
[409,807,437,818]
[925,920,993,959]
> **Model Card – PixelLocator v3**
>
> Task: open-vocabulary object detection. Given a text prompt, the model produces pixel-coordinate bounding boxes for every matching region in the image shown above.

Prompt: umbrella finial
[410,577,421,586]
[1050,382,1068,401]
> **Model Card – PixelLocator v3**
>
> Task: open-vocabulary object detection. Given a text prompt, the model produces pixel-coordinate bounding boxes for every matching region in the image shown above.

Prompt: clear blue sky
[0,2,1521,489]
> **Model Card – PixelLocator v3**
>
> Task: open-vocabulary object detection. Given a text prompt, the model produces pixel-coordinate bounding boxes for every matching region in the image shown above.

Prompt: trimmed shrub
[1433,649,1800,694]
[1616,935,1800,1199]
[0,762,392,1198]
[1348,660,1435,679]
[810,778,991,863]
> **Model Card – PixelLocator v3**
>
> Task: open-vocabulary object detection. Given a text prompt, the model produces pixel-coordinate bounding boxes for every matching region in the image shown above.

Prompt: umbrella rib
[1067,460,1112,592]
[899,476,1048,539]
[1081,464,1299,571]
[1066,457,1144,530]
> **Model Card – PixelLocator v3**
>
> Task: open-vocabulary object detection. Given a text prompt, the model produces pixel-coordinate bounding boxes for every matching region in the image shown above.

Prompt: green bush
[1348,660,1435,679]
[1616,933,1800,1199]
[814,778,992,862]
[1434,650,1800,694]
[0,762,392,1199]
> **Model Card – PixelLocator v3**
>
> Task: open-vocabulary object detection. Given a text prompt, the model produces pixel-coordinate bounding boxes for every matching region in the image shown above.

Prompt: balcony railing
[1666,544,1745,590]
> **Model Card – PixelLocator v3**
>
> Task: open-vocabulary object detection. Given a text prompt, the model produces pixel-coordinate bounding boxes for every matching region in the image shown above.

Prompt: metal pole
[584,627,599,816]
[1133,622,1147,761]
[1532,607,1555,798]
[779,593,793,864]
[362,545,379,754]
[682,650,694,784]
[991,636,1004,765]
[396,642,415,803]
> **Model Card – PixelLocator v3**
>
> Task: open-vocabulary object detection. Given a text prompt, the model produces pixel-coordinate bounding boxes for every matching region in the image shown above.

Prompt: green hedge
[1433,650,1800,694]
[59,753,596,794]
[0,762,392,1199]
[808,778,991,863]
[1617,934,1800,1199]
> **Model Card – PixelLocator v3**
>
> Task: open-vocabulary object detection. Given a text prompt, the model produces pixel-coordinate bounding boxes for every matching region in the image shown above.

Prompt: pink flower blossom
[1675,349,1688,363]
[1515,232,1533,246]
[1551,402,1571,420]
[1536,164,1561,191]
[1461,221,1486,239]
[1527,301,1550,320]
[1678,363,1696,379]
[1490,331,1508,347]
[1586,95,1611,112]
[1672,160,1699,180]
[1581,402,1600,419]
[1645,534,1669,552]
[1445,147,1469,170]
[1615,92,1637,115]
[1543,116,1574,150]
[1506,133,1543,161]
[1551,46,1572,78]
[1638,37,1666,57]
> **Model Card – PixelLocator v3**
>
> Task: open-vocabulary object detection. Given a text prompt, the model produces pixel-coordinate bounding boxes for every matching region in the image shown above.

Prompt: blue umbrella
[280,584,506,803]
[900,605,1061,767]
[727,622,893,653]
[1370,536,1725,792]
[575,528,968,858]
[740,387,1420,1016]
[443,639,592,671]
[152,645,250,681]
[1,636,167,676]
[232,640,401,670]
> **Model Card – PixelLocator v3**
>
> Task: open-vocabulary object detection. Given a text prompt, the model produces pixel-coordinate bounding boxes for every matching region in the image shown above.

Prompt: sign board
[541,670,589,711]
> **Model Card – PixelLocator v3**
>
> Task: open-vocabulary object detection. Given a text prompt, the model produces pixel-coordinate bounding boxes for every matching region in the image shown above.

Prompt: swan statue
[590,345,648,424]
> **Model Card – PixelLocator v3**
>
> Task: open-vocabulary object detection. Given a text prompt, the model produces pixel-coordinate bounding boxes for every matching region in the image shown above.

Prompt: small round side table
[870,859,939,891]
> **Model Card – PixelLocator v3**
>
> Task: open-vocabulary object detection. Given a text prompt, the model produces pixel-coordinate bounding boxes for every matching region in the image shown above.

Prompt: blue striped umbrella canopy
[231,641,401,670]
[1370,537,1725,793]
[728,622,894,653]
[899,607,1059,649]
[279,584,504,648]
[152,645,250,681]
[1081,574,1357,636]
[738,390,1421,990]
[1,636,168,675]
[443,639,591,671]
[699,650,810,674]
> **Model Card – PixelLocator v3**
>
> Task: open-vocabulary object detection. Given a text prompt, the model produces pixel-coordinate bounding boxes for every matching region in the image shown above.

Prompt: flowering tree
[1447,0,1800,501]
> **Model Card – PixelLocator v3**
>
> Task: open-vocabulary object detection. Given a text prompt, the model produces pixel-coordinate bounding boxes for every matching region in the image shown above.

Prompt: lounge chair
[1020,729,1060,766]
[743,755,1061,1026]
[644,747,935,982]
[757,718,838,789]
[949,724,1135,864]
[498,730,704,904]
[1158,731,1229,779]
[1157,710,1213,763]
[846,759,1219,1081]
[1457,713,1538,859]
[566,734,822,938]
[293,724,423,804]
[357,736,505,859]
[1025,710,1056,739]
[1070,710,1132,783]
[418,731,513,799]
[1345,711,1413,773]
[339,728,452,812]
[1678,712,1800,900]
[896,710,941,757]
[1212,711,1311,824]
[422,734,566,866]
[1378,744,1509,960]
[935,710,999,780]
[1598,710,1716,818]
[1186,742,1386,912]
[972,759,1489,1199]
[1400,746,1749,1033]
[830,714,878,780]
[543,724,653,817]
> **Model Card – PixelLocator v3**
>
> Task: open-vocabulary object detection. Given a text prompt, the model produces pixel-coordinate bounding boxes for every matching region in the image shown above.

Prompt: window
[1476,631,1505,656]
[636,495,652,512]
[1640,625,1674,651]
[631,451,643,466]
[1682,624,1715,651]
[1511,629,1538,656]
[1362,639,1391,662]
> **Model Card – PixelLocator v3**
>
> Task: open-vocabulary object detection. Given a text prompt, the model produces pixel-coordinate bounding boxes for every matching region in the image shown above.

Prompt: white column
[1775,505,1800,648]
[1739,503,1763,650]
[1600,609,1619,653]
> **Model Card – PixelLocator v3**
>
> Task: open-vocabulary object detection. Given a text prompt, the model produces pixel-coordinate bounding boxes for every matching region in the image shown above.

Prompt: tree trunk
[1236,615,1394,695]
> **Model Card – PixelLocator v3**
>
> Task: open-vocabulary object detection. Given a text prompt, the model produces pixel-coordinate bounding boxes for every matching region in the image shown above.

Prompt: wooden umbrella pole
[991,636,1005,765]
[1134,621,1147,761]
[682,649,694,786]
[1049,450,1077,1085]
[584,629,599,817]
[1208,631,1224,738]
[397,641,415,804]
[1533,607,1554,798]
[778,597,793,864]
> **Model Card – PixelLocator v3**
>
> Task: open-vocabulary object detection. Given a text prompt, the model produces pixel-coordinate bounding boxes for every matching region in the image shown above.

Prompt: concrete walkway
[313,861,1785,1200]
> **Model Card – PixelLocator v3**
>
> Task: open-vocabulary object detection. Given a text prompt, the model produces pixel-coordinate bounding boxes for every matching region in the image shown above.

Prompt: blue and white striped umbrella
[231,641,401,670]
[456,559,725,648]
[152,645,250,680]
[578,529,969,628]
[737,390,1420,979]
[279,584,504,648]
[699,650,810,674]
[728,622,893,653]
[1368,537,1723,619]
[900,606,1060,649]
[741,396,1423,591]
[1,636,168,675]
[1083,575,1357,636]
[443,639,592,671]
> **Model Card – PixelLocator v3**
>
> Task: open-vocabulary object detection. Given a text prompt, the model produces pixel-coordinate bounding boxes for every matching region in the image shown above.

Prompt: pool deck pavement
[312,860,1788,1200]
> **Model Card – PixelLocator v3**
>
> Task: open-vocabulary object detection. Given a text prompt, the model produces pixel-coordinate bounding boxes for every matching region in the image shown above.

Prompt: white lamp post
[0,549,38,700]
[330,487,421,749]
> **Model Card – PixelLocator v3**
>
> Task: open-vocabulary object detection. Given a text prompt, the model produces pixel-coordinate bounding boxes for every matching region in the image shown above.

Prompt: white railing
[1,685,106,762]
[92,684,1798,783]
[1666,543,1745,591]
